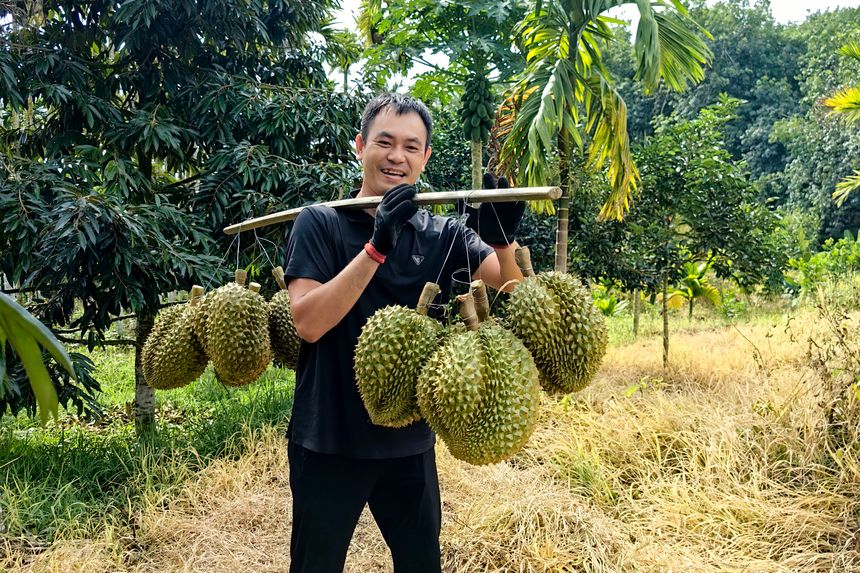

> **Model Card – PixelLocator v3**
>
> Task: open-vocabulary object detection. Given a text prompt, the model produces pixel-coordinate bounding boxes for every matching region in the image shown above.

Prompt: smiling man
[283,93,525,573]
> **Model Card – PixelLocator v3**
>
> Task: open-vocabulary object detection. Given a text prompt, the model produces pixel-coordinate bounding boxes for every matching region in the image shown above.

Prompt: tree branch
[56,335,136,347]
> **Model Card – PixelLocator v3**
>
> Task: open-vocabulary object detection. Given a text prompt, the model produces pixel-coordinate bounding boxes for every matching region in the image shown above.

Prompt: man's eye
[377,140,391,146]
[407,146,419,152]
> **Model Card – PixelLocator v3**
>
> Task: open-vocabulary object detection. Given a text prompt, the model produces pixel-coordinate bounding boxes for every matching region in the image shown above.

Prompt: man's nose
[387,145,406,163]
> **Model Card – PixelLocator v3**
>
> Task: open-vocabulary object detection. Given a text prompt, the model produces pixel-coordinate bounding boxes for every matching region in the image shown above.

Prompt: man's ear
[421,146,432,170]
[355,133,365,160]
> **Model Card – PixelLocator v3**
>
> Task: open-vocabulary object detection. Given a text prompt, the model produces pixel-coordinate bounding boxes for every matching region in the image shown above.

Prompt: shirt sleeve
[284,206,339,285]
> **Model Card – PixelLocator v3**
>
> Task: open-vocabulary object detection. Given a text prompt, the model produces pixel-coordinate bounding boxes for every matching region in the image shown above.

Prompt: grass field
[2,295,859,572]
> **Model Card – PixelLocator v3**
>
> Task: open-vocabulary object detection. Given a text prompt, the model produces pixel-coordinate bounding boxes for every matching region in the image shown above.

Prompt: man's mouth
[381,168,406,178]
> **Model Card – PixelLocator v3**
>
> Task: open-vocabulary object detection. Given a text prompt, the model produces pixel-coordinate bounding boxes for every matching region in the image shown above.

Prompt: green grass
[0,347,295,543]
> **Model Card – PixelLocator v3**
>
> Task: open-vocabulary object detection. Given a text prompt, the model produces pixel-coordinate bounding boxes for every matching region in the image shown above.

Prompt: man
[284,92,525,572]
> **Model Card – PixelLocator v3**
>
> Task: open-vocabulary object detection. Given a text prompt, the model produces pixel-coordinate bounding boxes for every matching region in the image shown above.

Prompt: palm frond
[838,42,860,63]
[833,170,860,207]
[823,86,860,123]
[634,3,711,93]
[581,73,638,220]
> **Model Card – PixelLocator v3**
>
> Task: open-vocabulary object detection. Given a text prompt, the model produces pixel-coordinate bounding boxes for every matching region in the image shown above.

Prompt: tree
[358,0,525,189]
[824,41,860,206]
[0,0,363,429]
[326,28,364,93]
[665,260,721,321]
[768,7,860,242]
[498,0,712,272]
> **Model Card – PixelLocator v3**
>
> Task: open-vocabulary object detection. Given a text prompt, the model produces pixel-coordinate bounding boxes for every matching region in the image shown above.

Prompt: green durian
[505,248,607,394]
[417,287,541,465]
[206,270,272,387]
[142,286,208,390]
[354,282,443,428]
[269,266,301,370]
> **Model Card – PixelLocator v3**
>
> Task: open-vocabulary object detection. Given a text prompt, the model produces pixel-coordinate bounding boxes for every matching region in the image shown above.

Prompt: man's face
[355,107,432,197]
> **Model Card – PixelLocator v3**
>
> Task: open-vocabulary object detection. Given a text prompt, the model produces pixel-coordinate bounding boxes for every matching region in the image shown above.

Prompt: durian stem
[416,282,441,316]
[272,266,288,291]
[470,280,489,322]
[235,269,247,286]
[249,282,261,293]
[189,285,204,306]
[515,247,536,277]
[457,293,479,331]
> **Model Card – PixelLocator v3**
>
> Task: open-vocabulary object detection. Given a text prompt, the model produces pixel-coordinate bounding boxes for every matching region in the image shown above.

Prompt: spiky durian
[189,289,214,356]
[354,282,442,428]
[206,271,272,387]
[269,266,301,370]
[505,248,607,394]
[142,286,208,390]
[417,288,541,465]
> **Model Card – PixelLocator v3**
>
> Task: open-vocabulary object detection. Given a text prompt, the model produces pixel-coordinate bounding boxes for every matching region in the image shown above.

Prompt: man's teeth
[382,169,405,176]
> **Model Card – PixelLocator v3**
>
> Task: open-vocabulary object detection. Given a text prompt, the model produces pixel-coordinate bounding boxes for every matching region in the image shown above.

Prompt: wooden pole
[223,187,562,235]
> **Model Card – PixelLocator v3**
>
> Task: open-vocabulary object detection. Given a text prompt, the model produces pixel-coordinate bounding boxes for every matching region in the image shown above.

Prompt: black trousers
[288,441,442,573]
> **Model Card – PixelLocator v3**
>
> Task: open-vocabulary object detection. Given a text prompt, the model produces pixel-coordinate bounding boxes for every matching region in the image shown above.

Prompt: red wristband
[364,242,386,264]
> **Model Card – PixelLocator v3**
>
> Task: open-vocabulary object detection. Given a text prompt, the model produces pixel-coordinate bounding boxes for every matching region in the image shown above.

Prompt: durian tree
[617,97,783,365]
[497,0,712,272]
[0,0,363,430]
[357,0,525,189]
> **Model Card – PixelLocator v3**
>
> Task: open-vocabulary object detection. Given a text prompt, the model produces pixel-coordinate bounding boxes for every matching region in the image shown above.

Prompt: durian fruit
[189,286,214,356]
[143,285,209,390]
[417,284,541,465]
[354,282,443,428]
[269,266,301,370]
[206,270,273,387]
[505,248,607,394]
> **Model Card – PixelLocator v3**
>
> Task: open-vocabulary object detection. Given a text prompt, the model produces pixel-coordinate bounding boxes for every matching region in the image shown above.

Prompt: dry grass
[6,308,860,572]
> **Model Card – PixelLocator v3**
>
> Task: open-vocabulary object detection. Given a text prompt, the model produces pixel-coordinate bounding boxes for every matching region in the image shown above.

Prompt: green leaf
[0,293,75,378]
[0,305,60,425]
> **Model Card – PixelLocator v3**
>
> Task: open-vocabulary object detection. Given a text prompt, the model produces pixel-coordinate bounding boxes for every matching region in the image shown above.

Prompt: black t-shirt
[284,202,493,459]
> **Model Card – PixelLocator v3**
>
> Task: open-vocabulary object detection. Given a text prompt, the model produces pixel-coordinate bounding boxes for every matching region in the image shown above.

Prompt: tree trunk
[134,309,156,433]
[688,298,694,323]
[632,288,640,338]
[555,131,574,272]
[662,273,669,368]
[471,140,483,191]
[343,69,349,93]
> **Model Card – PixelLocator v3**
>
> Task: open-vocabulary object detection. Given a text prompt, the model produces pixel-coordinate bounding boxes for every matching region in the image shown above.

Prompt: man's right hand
[370,184,418,255]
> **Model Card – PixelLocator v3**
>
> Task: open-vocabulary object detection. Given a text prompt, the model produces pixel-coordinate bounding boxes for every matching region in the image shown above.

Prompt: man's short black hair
[360,93,433,150]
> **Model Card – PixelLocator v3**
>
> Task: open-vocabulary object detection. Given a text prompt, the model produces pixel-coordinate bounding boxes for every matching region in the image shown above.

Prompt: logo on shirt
[411,254,425,266]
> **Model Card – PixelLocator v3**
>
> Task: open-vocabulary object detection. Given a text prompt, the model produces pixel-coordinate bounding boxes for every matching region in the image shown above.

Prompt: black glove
[370,184,418,255]
[461,173,525,247]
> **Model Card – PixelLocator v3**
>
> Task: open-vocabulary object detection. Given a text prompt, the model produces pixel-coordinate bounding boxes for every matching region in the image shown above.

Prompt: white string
[205,232,241,290]
[254,229,276,269]
[235,231,242,272]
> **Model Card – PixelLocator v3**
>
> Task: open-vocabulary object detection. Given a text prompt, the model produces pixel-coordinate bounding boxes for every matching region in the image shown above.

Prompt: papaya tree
[358,0,525,189]
[498,0,712,272]
[0,0,363,430]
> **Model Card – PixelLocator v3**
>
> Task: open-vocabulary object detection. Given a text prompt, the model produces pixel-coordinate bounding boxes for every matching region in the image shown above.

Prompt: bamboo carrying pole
[222,186,562,235]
